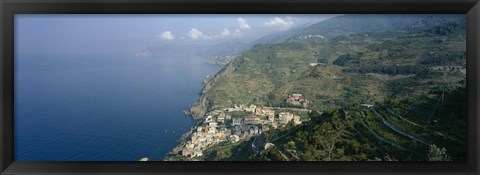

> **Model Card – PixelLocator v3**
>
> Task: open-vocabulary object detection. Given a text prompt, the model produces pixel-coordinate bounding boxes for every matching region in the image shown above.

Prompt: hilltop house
[286,94,309,108]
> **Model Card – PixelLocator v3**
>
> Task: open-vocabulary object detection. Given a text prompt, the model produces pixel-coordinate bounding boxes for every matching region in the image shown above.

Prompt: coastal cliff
[189,56,245,119]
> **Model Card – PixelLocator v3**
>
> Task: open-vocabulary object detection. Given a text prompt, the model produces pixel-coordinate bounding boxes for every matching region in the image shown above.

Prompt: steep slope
[253,14,464,44]
[179,15,467,162]
[260,88,466,161]
[189,16,466,120]
[196,88,466,161]
[252,14,402,45]
[292,14,428,39]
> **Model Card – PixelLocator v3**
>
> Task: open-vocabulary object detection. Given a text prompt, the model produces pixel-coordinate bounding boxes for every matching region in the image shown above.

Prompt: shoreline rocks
[189,56,244,119]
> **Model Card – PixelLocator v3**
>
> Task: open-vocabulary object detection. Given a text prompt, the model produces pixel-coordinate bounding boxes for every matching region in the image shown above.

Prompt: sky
[15,14,338,55]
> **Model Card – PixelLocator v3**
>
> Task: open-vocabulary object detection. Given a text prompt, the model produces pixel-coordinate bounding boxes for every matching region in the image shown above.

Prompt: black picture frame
[1,0,479,174]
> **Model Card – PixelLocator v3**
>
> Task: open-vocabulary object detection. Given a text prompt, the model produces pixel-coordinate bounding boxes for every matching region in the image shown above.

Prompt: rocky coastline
[164,56,244,160]
[188,56,244,119]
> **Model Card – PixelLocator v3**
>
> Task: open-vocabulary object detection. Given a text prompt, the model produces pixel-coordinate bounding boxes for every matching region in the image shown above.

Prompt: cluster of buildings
[180,103,305,158]
[298,34,325,40]
[181,121,228,158]
[279,111,302,125]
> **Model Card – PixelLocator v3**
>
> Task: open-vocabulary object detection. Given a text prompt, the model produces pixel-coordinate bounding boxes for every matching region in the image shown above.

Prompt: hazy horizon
[15,14,339,56]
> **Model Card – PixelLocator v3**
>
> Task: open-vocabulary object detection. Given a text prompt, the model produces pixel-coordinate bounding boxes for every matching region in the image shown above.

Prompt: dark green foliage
[307,68,321,78]
[339,63,426,75]
[261,88,466,161]
[262,110,377,161]
[420,51,466,66]
[264,147,288,161]
[332,54,358,67]
[426,19,466,36]
[202,138,256,161]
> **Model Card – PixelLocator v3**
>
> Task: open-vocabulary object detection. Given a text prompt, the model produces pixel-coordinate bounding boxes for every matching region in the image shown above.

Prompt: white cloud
[264,17,295,30]
[238,18,251,30]
[187,28,212,40]
[220,28,231,37]
[159,31,175,40]
[233,29,242,35]
[215,28,242,39]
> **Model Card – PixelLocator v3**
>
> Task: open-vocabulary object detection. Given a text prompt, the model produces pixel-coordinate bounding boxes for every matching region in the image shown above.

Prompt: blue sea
[14,54,221,161]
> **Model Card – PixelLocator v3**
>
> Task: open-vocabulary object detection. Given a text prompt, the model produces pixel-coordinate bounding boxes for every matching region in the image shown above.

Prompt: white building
[279,112,294,124]
[229,135,240,143]
[205,115,213,122]
[293,115,302,125]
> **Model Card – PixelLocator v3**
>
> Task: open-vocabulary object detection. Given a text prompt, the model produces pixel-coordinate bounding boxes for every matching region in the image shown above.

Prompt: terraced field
[258,88,466,161]
[350,89,466,160]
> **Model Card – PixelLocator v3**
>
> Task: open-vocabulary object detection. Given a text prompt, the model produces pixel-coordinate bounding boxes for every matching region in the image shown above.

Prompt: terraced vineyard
[262,88,466,161]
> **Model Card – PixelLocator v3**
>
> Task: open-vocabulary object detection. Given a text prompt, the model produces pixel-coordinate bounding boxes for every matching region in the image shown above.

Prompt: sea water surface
[14,54,221,161]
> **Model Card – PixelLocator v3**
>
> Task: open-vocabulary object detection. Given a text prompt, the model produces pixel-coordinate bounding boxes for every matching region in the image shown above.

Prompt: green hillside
[185,16,466,161]
[194,17,465,113]
[260,88,466,161]
[193,88,466,161]
[293,14,428,39]
[200,14,464,57]
[252,14,464,44]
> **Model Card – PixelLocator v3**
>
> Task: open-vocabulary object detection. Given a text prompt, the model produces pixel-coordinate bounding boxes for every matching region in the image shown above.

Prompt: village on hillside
[179,94,311,158]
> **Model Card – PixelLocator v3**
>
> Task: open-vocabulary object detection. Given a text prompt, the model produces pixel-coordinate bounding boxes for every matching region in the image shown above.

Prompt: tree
[427,144,450,161]
[309,119,347,161]
[265,147,287,161]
